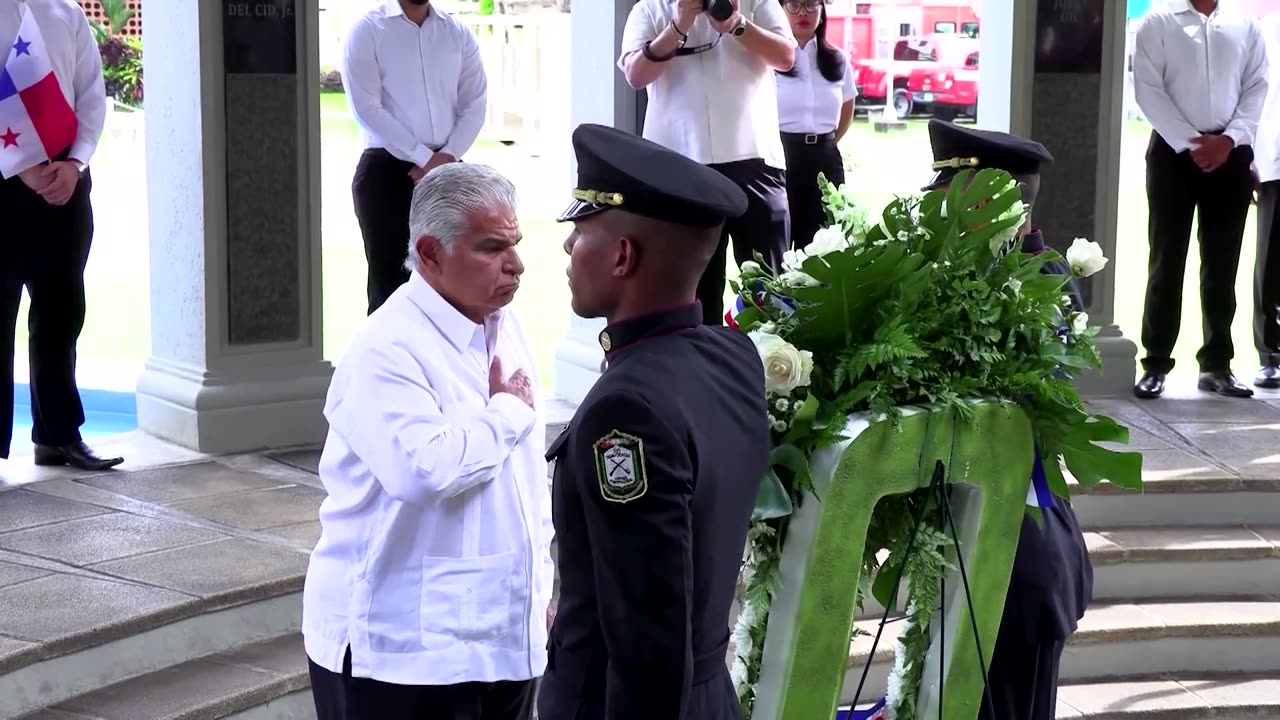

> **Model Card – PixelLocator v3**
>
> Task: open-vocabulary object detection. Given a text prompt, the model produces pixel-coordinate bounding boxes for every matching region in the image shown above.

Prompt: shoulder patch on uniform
[594,430,647,503]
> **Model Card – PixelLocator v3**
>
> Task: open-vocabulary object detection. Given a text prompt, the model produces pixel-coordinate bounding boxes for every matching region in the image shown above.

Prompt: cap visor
[557,200,607,223]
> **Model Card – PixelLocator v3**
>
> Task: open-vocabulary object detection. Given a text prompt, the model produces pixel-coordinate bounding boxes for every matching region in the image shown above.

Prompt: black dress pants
[1140,132,1254,374]
[309,650,536,720]
[0,164,93,459]
[352,148,417,316]
[781,133,845,251]
[1255,180,1280,366]
[697,158,790,326]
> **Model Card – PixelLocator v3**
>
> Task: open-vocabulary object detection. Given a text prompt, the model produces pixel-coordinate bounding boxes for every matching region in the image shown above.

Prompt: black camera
[704,0,734,21]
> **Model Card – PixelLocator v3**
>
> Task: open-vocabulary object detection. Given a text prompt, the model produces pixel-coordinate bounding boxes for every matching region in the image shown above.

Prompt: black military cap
[558,123,749,229]
[923,119,1054,190]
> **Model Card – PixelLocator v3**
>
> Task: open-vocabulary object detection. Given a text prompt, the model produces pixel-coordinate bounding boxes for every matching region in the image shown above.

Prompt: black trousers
[352,148,417,316]
[1140,131,1254,374]
[1255,180,1280,366]
[0,165,93,459]
[781,133,845,251]
[697,158,790,326]
[978,637,1065,720]
[309,650,536,720]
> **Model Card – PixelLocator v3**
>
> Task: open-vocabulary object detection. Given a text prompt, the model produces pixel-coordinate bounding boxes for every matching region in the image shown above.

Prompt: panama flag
[0,4,77,179]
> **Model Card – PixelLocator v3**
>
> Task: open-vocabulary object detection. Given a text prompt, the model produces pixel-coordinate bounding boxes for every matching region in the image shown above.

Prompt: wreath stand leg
[848,461,999,719]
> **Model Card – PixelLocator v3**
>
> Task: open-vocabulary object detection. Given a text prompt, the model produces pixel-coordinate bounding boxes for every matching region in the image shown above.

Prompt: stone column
[979,0,1137,396]
[551,0,639,404]
[137,0,333,453]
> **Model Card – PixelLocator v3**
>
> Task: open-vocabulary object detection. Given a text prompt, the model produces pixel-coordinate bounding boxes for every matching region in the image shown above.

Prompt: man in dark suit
[538,123,770,720]
[925,119,1094,720]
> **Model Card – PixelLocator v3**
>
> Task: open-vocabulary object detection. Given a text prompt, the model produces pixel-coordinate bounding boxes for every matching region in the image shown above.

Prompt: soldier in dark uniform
[924,119,1093,720]
[539,123,771,720]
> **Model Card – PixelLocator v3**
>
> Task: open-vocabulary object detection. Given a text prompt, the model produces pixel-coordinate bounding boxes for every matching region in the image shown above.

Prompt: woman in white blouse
[775,0,856,251]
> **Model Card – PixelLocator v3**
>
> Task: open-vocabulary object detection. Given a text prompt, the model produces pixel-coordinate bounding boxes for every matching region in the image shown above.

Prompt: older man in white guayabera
[302,163,554,720]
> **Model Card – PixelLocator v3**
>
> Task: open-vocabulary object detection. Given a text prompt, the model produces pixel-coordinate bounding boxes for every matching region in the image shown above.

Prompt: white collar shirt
[341,0,488,167]
[1132,0,1269,153]
[1255,12,1280,183]
[0,0,106,171]
[776,40,856,134]
[619,0,794,169]
[303,272,553,685]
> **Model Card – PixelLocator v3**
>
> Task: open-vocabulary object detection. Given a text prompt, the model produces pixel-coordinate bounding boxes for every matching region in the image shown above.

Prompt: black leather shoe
[1257,365,1280,389]
[33,441,124,471]
[1134,371,1166,399]
[1198,370,1254,398]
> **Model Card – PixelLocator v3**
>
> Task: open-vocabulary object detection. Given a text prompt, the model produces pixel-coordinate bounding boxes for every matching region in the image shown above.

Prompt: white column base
[136,357,334,454]
[552,313,606,406]
[1076,325,1138,397]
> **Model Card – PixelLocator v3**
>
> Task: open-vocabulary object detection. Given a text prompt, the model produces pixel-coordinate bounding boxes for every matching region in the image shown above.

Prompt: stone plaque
[224,74,302,346]
[223,0,297,75]
[1034,0,1105,74]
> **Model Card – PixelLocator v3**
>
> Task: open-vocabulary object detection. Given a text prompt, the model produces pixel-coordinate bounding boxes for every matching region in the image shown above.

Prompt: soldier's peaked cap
[923,119,1054,191]
[558,123,749,229]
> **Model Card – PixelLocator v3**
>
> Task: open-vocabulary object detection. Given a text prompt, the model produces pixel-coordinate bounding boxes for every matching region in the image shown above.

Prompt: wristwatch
[732,15,748,36]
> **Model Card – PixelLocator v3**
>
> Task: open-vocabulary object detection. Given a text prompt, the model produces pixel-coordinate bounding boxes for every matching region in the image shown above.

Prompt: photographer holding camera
[619,0,796,326]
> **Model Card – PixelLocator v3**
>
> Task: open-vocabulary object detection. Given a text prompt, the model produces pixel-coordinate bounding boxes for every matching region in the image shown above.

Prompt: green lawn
[12,111,1267,395]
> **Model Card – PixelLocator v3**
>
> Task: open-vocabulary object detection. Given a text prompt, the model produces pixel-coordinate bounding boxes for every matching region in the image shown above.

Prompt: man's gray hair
[405,163,519,272]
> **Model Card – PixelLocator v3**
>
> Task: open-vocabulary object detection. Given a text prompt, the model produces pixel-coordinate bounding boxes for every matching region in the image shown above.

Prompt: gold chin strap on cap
[930,156,981,170]
[573,188,625,207]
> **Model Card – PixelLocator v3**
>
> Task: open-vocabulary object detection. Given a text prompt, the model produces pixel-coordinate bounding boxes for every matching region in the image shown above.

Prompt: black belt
[782,131,836,145]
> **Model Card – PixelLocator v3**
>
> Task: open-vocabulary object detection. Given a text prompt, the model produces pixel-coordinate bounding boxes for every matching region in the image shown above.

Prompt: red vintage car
[906,49,980,121]
[852,34,979,117]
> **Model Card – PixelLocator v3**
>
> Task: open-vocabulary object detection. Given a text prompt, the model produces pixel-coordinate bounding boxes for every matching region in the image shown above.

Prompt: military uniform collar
[1021,228,1046,254]
[598,303,703,358]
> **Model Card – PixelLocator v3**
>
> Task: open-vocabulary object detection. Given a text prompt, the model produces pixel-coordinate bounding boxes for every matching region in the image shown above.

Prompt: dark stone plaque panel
[224,74,301,345]
[223,0,297,75]
[1031,0,1110,308]
[1035,0,1105,74]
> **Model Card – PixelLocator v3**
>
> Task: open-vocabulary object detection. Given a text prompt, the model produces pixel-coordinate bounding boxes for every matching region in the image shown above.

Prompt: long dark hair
[778,0,846,83]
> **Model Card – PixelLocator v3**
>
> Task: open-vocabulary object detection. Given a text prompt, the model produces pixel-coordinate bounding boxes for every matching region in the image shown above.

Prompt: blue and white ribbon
[1026,446,1056,509]
[837,697,887,720]
[725,281,797,328]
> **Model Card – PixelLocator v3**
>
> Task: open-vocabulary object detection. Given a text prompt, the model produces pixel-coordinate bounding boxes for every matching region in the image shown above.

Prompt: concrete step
[0,462,319,719]
[1056,674,1280,719]
[1070,476,1280,530]
[20,634,311,720]
[854,525,1280,620]
[841,600,1280,704]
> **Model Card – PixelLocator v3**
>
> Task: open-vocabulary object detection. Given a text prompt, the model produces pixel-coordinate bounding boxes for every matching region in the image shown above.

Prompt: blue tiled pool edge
[12,383,139,437]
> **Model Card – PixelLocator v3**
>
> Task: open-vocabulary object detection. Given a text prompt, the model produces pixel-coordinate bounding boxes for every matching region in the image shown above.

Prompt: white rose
[781,248,808,272]
[739,260,764,277]
[749,331,814,395]
[1066,237,1108,277]
[779,270,819,288]
[730,657,750,695]
[807,227,849,257]
[757,321,778,334]
[1070,311,1090,335]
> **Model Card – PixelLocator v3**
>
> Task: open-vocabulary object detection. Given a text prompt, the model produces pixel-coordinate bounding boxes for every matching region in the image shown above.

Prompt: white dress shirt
[1255,12,1280,183]
[303,272,554,686]
[1132,0,1269,153]
[342,1,488,167]
[619,0,794,169]
[0,0,105,169]
[776,40,856,134]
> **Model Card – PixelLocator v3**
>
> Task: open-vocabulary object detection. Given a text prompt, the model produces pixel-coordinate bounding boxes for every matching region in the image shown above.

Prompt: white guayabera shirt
[302,272,553,685]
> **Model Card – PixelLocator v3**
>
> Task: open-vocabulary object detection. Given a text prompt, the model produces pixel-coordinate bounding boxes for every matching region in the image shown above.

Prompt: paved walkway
[0,386,1277,716]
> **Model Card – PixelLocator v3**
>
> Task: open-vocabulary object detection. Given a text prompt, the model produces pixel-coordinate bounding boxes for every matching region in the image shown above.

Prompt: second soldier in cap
[925,119,1093,720]
[537,123,771,720]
